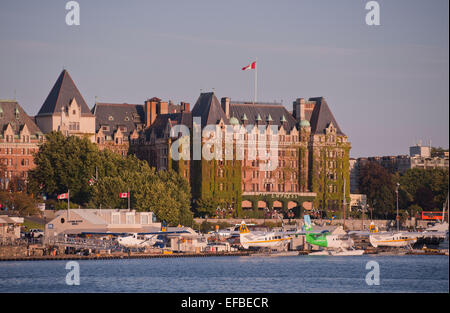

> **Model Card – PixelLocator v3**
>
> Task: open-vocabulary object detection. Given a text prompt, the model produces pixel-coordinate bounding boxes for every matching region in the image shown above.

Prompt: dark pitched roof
[191,92,228,127]
[91,102,145,136]
[144,112,192,139]
[0,100,42,135]
[37,70,93,116]
[308,97,345,136]
[229,101,297,130]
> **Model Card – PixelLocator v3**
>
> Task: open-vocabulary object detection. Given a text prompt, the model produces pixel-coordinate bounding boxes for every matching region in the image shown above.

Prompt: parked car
[29,229,44,238]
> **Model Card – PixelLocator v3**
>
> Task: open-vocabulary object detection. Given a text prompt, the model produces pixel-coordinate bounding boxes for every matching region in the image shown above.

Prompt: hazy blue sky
[0,0,448,157]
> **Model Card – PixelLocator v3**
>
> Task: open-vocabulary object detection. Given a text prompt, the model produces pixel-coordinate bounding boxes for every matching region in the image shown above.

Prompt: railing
[46,236,119,250]
[0,237,36,246]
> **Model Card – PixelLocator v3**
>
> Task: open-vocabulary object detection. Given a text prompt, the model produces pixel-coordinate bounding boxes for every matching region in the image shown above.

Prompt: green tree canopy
[29,131,193,226]
[358,161,395,218]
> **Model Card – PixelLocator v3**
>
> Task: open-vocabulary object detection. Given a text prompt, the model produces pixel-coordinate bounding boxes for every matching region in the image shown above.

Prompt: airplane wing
[80,230,190,236]
[137,230,190,235]
[80,232,131,236]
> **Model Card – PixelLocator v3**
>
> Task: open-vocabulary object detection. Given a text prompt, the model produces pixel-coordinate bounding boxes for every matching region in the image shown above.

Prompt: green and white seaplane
[300,215,365,256]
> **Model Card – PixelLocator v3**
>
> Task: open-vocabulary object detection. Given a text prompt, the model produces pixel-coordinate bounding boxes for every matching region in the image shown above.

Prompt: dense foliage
[28,132,193,225]
[359,161,448,218]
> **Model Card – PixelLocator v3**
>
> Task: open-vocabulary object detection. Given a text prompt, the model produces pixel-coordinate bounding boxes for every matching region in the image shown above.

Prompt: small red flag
[57,193,68,200]
[120,192,129,198]
[242,61,256,71]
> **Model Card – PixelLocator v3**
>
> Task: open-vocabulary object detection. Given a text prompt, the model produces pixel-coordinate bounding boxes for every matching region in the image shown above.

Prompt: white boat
[308,250,330,256]
[330,249,365,256]
[308,248,365,256]
[369,232,417,248]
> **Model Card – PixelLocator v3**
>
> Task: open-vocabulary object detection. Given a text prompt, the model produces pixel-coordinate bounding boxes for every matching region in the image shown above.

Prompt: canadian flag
[57,193,68,200]
[120,192,129,199]
[242,61,256,71]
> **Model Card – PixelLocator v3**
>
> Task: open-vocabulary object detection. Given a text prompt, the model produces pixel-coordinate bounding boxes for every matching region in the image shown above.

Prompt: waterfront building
[0,100,44,191]
[0,215,24,241]
[44,209,161,238]
[35,70,96,142]
[130,92,351,218]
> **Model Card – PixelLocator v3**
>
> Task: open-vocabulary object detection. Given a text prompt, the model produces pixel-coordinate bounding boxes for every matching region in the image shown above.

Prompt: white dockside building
[44,209,161,238]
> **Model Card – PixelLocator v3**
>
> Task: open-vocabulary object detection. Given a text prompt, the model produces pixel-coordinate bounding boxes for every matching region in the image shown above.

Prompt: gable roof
[0,100,42,135]
[229,101,297,131]
[37,70,93,117]
[308,97,345,136]
[91,102,145,136]
[191,92,228,127]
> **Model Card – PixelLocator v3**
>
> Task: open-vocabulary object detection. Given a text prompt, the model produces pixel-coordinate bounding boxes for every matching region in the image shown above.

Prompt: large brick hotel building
[131,92,351,217]
[2,69,351,218]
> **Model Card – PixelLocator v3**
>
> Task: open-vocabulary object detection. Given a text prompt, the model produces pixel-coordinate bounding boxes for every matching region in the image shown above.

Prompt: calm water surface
[0,255,448,293]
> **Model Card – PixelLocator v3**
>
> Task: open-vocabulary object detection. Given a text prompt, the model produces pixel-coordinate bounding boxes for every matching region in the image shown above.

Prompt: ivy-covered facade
[131,93,351,219]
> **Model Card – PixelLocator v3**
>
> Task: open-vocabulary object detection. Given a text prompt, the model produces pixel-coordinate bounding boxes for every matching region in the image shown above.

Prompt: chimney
[299,98,305,121]
[158,101,168,115]
[221,97,230,118]
[180,102,190,113]
[145,98,158,128]
[293,98,305,122]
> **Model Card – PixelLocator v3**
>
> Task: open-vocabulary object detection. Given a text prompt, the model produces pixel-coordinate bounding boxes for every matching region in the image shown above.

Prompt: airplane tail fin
[239,221,250,234]
[303,215,313,231]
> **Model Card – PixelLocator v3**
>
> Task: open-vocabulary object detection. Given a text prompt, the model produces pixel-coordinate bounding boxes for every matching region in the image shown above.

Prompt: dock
[0,251,252,262]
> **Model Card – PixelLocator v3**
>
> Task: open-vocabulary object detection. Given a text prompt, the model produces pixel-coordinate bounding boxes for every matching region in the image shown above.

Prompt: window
[140,214,149,225]
[112,213,120,224]
[126,214,134,224]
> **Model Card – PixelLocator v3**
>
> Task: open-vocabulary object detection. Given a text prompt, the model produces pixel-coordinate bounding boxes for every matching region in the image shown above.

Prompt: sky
[0,0,448,158]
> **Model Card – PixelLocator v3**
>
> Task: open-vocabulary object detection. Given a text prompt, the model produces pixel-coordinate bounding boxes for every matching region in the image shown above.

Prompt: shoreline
[1,249,448,262]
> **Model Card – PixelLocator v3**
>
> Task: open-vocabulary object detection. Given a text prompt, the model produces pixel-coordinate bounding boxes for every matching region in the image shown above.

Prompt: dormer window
[108,116,114,121]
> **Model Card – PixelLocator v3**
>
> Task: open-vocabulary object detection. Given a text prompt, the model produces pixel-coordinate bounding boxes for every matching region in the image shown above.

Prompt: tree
[0,191,38,216]
[195,197,219,218]
[89,155,193,226]
[29,132,194,226]
[358,162,395,218]
[399,168,448,211]
[28,132,99,205]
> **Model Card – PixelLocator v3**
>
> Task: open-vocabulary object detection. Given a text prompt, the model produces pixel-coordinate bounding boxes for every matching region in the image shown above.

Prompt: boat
[308,248,365,256]
[369,232,417,248]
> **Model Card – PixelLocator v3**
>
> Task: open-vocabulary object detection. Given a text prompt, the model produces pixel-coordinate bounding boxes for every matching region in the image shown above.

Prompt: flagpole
[128,189,130,211]
[254,57,258,105]
[67,189,70,220]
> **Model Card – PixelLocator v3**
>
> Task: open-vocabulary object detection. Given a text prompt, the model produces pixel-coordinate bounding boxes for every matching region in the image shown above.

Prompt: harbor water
[0,255,448,293]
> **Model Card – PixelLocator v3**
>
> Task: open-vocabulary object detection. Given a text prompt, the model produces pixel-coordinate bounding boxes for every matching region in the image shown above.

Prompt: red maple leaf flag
[57,193,68,200]
[120,192,129,199]
[242,61,256,71]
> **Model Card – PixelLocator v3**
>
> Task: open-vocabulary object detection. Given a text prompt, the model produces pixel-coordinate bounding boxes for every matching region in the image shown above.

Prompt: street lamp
[396,182,400,232]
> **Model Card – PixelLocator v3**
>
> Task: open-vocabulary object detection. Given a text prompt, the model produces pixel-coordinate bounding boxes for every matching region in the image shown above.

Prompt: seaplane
[239,221,292,250]
[82,221,189,249]
[300,215,365,256]
[369,232,417,248]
